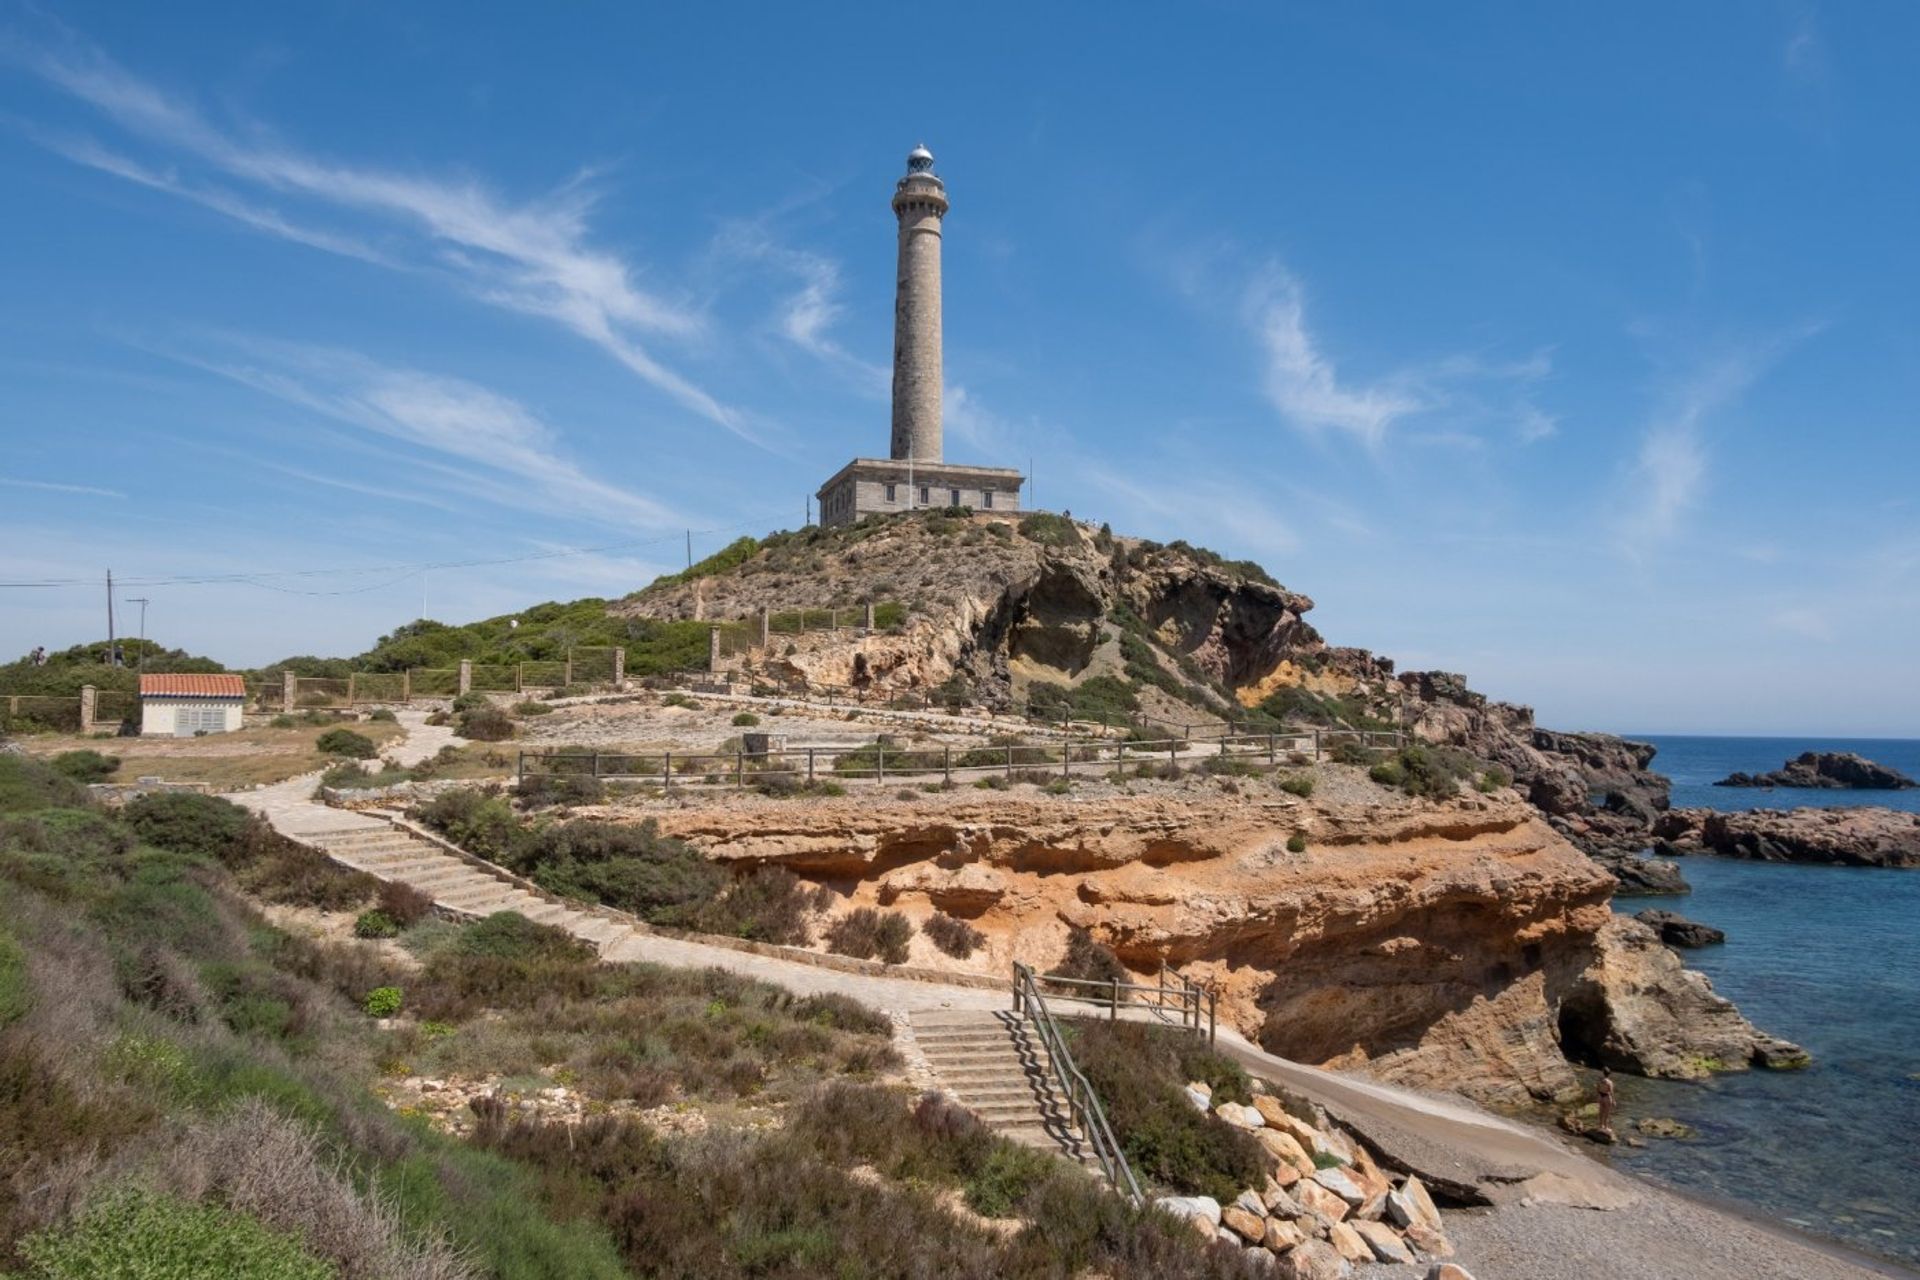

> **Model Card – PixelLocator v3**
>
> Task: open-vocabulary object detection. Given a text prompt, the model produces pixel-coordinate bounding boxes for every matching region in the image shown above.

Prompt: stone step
[341,842,445,861]
[431,882,537,910]
[355,856,470,882]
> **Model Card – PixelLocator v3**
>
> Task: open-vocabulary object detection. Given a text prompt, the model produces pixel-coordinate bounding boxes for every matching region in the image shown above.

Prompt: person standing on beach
[1596,1066,1617,1134]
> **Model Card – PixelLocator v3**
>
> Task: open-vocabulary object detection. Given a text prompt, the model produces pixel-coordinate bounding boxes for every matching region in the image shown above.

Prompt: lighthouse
[815,146,1024,528]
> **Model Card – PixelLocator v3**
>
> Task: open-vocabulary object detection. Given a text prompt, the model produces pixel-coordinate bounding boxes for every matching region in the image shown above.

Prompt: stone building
[816,146,1025,527]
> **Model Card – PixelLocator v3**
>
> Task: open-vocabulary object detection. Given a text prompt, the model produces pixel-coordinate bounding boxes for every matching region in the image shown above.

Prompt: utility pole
[128,598,150,668]
[105,569,116,667]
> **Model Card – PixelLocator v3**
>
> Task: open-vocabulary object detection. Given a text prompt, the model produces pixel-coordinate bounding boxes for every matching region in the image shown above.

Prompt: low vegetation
[1366,743,1499,799]
[924,912,986,959]
[1067,1022,1265,1202]
[0,752,1266,1279]
[48,749,119,783]
[824,907,915,964]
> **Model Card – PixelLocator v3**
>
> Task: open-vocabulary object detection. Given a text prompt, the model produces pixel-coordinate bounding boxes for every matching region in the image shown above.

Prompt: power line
[0,511,791,592]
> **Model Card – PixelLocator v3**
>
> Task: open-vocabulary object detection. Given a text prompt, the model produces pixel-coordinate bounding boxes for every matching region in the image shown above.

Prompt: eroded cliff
[630,774,1785,1106]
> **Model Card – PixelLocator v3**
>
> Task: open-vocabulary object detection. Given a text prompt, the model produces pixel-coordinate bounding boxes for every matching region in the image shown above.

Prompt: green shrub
[15,1187,333,1280]
[824,909,913,964]
[515,773,605,807]
[1069,1022,1266,1202]
[511,700,554,717]
[121,791,252,861]
[660,693,696,709]
[50,749,119,783]
[456,706,515,742]
[1477,765,1513,793]
[268,714,297,729]
[315,727,377,759]
[451,691,490,713]
[1046,927,1128,998]
[923,912,985,959]
[1017,512,1083,548]
[1277,774,1314,797]
[1286,832,1308,854]
[1369,744,1481,798]
[1329,739,1379,766]
[366,707,399,723]
[962,1141,1056,1217]
[645,535,760,590]
[731,711,761,727]
[0,928,27,1028]
[693,868,829,945]
[377,879,435,926]
[354,910,399,939]
[364,986,403,1018]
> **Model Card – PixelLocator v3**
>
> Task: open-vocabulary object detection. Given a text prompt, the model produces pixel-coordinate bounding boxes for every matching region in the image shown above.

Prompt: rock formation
[1633,908,1725,948]
[1557,916,1805,1076]
[1655,806,1920,868]
[619,512,1677,861]
[635,775,1801,1103]
[1714,751,1917,790]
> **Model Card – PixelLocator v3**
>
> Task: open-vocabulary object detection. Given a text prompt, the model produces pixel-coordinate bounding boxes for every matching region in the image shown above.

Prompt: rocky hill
[618,509,1672,863]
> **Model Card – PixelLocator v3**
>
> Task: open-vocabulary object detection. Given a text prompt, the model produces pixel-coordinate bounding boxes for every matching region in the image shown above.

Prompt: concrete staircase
[911,1009,1092,1161]
[304,823,634,950]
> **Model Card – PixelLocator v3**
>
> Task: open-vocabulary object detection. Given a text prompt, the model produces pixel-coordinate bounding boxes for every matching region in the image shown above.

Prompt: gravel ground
[1442,1187,1919,1280]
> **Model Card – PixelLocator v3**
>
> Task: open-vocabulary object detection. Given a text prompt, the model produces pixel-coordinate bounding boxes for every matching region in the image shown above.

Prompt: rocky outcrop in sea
[1714,751,1917,790]
[1656,806,1920,868]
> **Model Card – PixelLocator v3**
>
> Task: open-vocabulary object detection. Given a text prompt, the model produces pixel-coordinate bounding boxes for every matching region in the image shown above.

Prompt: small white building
[140,673,246,737]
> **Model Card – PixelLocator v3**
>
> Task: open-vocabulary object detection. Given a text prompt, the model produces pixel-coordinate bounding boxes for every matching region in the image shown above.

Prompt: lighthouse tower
[814,146,1024,528]
[889,145,947,464]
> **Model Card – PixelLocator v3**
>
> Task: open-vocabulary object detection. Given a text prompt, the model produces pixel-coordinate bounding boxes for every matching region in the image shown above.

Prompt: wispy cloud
[0,475,124,498]
[714,222,888,395]
[1783,6,1829,84]
[1245,269,1421,447]
[166,337,687,529]
[6,24,761,444]
[1614,329,1817,559]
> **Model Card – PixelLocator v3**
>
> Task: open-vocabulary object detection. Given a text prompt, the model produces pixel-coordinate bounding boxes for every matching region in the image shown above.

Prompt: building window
[919,486,929,505]
[982,489,994,509]
[950,488,961,507]
[885,483,896,502]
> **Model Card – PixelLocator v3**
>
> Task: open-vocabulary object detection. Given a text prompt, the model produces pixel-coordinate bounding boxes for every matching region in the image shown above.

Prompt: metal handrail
[1012,961,1145,1206]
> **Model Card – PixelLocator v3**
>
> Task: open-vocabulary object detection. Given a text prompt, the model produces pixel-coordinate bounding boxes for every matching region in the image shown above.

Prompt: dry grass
[22,721,407,789]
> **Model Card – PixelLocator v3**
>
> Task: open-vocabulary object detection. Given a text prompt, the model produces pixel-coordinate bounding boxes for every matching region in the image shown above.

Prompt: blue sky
[2,2,1915,736]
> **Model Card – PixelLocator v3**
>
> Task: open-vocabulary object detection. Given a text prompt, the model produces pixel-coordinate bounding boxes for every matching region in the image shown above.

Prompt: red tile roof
[139,673,246,698]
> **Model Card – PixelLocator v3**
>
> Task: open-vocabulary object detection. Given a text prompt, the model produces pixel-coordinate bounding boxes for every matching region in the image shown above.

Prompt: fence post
[943,745,952,786]
[402,671,412,704]
[1208,988,1217,1046]
[591,752,600,780]
[1006,744,1014,781]
[736,750,744,788]
[664,751,673,789]
[876,746,885,785]
[516,752,525,786]
[708,627,721,673]
[79,685,97,735]
[1063,740,1072,779]
[808,749,816,785]
[347,673,357,705]
[563,651,574,687]
[1314,728,1322,761]
[1110,978,1119,1022]
[758,608,770,651]
[458,659,473,695]
[864,601,876,633]
[1268,733,1276,765]
[282,670,296,714]
[516,663,524,693]
[612,647,625,688]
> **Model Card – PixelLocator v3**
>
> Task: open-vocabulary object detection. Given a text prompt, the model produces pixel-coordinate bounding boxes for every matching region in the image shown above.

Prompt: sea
[1610,735,1920,1268]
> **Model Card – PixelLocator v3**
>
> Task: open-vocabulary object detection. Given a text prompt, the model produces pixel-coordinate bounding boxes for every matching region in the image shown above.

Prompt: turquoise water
[1608,735,1920,1265]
